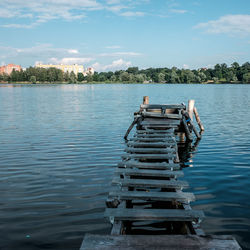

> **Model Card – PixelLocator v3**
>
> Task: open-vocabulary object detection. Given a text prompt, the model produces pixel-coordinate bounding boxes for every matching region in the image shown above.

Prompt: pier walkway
[80,97,240,249]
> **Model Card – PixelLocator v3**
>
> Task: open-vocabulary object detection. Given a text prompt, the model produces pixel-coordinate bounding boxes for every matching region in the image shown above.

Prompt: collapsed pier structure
[81,97,240,249]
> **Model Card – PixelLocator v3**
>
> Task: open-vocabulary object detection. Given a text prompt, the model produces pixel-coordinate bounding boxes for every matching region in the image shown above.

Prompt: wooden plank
[122,153,176,160]
[127,141,176,148]
[142,111,182,119]
[129,137,175,142]
[125,147,176,154]
[141,118,181,125]
[134,134,174,138]
[117,161,181,170]
[105,208,204,221]
[81,234,241,250]
[140,104,186,110]
[108,190,194,203]
[136,129,174,134]
[115,168,184,178]
[112,177,188,189]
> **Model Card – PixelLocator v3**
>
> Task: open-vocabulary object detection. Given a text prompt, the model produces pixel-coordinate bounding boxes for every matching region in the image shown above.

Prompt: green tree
[30,75,36,84]
[69,71,77,83]
[243,73,250,83]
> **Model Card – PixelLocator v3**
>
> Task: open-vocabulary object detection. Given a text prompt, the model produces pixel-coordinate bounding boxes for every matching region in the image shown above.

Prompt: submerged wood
[125,147,175,154]
[194,107,205,131]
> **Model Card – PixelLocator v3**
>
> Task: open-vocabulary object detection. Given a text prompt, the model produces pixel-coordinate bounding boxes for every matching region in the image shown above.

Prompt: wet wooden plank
[125,147,176,154]
[104,208,204,221]
[115,168,183,178]
[129,137,175,142]
[140,104,186,110]
[122,153,176,160]
[141,118,181,125]
[134,134,174,138]
[116,167,182,177]
[117,160,181,170]
[108,190,194,203]
[127,141,176,148]
[112,177,188,189]
[81,234,241,250]
[142,111,182,119]
[136,129,174,134]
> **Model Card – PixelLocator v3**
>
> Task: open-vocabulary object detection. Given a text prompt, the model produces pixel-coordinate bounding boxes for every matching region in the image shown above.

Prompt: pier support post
[193,107,205,131]
[188,100,195,120]
[143,96,149,105]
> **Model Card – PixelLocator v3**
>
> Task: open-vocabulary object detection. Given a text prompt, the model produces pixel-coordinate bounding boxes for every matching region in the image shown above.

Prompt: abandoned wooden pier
[80,97,240,249]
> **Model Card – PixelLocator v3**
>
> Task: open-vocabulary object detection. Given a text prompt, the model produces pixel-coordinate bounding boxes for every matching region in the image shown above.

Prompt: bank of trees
[1,62,250,84]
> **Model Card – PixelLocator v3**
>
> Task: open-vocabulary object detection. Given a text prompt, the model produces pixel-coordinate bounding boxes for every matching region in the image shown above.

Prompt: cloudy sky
[0,0,250,71]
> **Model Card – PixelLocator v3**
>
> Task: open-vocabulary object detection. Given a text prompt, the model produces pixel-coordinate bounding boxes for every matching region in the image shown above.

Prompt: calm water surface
[0,84,250,249]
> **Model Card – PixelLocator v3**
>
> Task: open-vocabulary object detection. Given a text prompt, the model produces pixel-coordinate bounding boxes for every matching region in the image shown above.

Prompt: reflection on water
[0,84,250,249]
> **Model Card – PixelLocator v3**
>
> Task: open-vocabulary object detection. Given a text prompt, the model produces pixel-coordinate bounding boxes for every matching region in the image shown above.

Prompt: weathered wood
[105,208,204,221]
[140,104,186,110]
[142,111,182,119]
[124,116,140,140]
[122,153,176,160]
[194,107,205,131]
[127,141,176,148]
[117,161,181,170]
[141,118,181,125]
[143,96,149,105]
[115,168,183,178]
[188,99,195,120]
[81,234,241,250]
[134,134,174,138]
[129,137,175,142]
[182,117,193,141]
[112,177,189,189]
[125,147,176,154]
[136,129,174,134]
[108,190,194,203]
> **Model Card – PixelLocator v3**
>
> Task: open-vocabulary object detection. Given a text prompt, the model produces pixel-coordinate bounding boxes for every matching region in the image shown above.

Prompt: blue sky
[0,0,250,71]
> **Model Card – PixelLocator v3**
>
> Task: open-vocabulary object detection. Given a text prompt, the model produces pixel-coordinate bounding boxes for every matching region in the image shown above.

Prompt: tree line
[1,62,250,84]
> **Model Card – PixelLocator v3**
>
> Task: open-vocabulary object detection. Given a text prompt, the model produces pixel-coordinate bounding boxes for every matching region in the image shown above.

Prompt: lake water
[0,83,250,249]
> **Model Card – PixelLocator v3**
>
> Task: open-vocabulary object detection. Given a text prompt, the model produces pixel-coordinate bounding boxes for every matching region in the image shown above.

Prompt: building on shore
[0,64,22,75]
[35,63,94,76]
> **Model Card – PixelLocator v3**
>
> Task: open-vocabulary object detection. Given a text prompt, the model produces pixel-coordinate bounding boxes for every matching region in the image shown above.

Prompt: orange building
[0,64,22,75]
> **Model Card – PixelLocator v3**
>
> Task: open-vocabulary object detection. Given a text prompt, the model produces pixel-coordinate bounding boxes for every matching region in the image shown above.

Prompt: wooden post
[188,100,195,120]
[193,107,204,131]
[143,96,149,104]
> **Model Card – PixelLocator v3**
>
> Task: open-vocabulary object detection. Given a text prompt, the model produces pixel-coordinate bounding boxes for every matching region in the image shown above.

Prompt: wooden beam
[105,208,204,221]
[112,177,189,189]
[140,104,186,110]
[125,147,176,154]
[117,161,181,170]
[143,96,149,105]
[108,191,195,203]
[81,234,241,250]
[127,141,176,148]
[115,168,184,178]
[122,153,176,160]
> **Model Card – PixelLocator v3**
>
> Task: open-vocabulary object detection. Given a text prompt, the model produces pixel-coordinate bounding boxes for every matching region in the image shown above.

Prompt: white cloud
[170,9,187,14]
[195,14,250,35]
[68,49,79,54]
[99,51,142,57]
[49,57,94,64]
[92,58,131,71]
[105,45,122,49]
[120,11,145,17]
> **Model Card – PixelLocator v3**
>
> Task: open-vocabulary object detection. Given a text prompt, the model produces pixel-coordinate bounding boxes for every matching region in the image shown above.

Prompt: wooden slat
[136,129,174,134]
[115,168,184,178]
[117,161,181,170]
[127,141,176,148]
[112,177,188,189]
[122,153,176,160]
[81,234,241,250]
[105,208,204,221]
[108,190,194,202]
[142,118,181,125]
[129,138,175,142]
[142,111,182,120]
[140,104,186,110]
[125,147,176,154]
[134,134,174,138]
